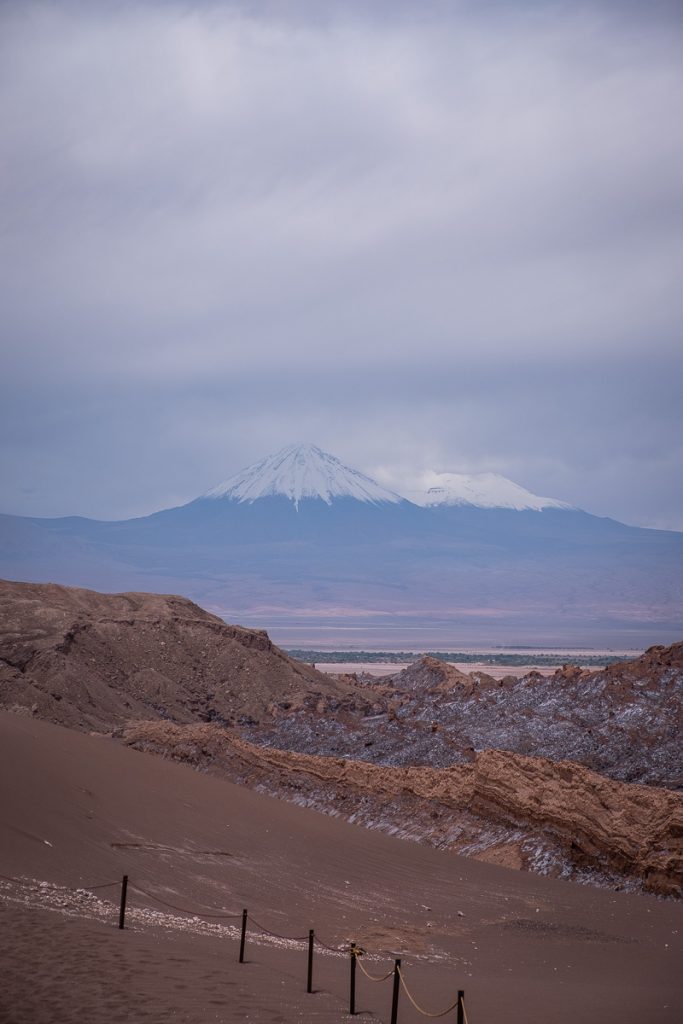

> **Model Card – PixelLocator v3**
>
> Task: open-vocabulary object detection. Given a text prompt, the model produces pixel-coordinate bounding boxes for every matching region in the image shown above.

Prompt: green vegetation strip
[285,650,633,668]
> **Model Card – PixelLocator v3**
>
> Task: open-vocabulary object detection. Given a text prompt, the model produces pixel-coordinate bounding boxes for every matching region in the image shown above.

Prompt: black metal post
[390,958,401,1024]
[349,942,357,1015]
[239,908,247,963]
[118,874,128,930]
[307,929,314,993]
[457,989,464,1024]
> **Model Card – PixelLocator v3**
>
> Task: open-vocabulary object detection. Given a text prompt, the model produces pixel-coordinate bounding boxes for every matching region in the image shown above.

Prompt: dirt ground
[1,711,681,1024]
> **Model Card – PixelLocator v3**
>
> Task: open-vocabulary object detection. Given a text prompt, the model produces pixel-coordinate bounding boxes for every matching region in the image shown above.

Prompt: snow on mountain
[204,444,571,512]
[204,443,405,508]
[410,471,573,512]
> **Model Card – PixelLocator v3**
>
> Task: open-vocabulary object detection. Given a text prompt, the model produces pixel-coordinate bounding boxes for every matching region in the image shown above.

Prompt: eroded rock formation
[0,580,346,730]
[122,719,683,896]
[248,645,683,789]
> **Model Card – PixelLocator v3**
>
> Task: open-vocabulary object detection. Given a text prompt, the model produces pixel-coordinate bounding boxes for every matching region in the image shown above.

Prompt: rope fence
[354,953,395,984]
[129,881,242,920]
[313,933,348,954]
[397,965,464,1019]
[348,944,468,1021]
[0,869,473,1022]
[249,914,310,942]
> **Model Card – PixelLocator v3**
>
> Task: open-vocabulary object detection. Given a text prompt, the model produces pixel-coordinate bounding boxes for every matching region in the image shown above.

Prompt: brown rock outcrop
[0,579,345,731]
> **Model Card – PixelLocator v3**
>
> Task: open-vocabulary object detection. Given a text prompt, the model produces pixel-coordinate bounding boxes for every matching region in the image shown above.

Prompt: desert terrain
[2,712,682,1024]
[1,579,682,1022]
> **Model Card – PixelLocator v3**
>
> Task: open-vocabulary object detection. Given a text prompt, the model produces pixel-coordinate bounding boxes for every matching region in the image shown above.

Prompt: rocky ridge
[246,647,683,789]
[0,580,347,731]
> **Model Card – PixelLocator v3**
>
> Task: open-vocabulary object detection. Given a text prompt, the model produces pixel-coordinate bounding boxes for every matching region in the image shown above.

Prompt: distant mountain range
[1,443,681,646]
[202,443,570,510]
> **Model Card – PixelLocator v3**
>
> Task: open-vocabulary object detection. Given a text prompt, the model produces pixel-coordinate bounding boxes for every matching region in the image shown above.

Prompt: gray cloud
[1,0,682,529]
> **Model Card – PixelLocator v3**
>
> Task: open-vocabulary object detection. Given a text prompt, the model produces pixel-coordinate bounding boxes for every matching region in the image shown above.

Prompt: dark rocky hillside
[245,644,683,790]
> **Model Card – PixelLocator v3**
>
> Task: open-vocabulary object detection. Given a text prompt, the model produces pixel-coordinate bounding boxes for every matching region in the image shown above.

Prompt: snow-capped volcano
[412,471,573,512]
[204,443,404,508]
[4,442,681,647]
[203,445,570,512]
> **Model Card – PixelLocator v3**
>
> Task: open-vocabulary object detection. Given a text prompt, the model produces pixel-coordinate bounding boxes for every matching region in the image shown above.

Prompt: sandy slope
[1,712,682,1024]
[121,721,683,895]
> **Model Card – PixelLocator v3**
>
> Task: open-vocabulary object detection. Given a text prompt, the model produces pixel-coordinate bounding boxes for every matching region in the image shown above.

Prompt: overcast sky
[1,0,682,529]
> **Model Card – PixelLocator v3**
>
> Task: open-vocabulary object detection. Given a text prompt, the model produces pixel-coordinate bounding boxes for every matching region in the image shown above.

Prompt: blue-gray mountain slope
[1,445,681,646]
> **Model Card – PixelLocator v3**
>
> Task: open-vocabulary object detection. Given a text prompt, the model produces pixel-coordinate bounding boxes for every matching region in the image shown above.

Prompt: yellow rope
[353,950,395,983]
[396,965,462,1018]
[462,998,471,1024]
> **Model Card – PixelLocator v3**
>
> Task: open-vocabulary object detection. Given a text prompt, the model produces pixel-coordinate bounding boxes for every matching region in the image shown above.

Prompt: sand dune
[1,711,682,1023]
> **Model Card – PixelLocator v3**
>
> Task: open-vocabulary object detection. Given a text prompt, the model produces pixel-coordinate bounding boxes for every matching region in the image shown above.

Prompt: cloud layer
[1,0,682,528]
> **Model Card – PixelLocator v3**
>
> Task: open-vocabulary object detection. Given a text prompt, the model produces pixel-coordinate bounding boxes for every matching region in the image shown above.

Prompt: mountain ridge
[0,441,670,525]
[1,444,682,646]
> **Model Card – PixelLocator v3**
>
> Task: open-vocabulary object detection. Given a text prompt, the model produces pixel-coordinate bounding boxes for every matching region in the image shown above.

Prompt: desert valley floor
[1,711,682,1024]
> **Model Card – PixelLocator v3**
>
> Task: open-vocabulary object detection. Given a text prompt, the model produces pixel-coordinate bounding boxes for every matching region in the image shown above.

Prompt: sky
[1,0,682,530]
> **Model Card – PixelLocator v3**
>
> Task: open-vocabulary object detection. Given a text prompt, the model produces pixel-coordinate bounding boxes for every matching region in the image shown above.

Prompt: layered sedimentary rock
[123,720,683,897]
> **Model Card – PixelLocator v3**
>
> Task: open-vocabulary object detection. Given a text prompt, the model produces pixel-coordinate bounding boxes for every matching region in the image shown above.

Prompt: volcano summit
[204,442,404,507]
[0,443,681,646]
